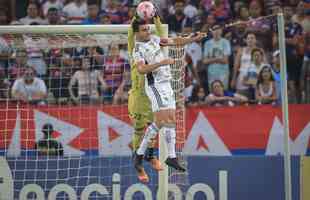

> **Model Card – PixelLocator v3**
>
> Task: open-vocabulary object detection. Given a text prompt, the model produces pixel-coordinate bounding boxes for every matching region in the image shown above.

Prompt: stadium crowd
[0,0,309,106]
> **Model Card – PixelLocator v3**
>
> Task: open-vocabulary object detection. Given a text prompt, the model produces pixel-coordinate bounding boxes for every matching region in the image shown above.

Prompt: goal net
[0,25,187,200]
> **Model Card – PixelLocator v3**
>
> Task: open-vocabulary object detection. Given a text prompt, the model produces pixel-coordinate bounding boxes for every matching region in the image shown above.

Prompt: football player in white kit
[132,19,205,182]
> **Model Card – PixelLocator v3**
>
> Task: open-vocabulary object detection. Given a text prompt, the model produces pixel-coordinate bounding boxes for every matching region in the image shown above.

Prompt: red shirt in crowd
[103,57,129,90]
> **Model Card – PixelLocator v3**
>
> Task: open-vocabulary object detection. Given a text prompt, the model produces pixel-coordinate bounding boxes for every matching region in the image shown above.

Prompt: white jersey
[133,35,172,85]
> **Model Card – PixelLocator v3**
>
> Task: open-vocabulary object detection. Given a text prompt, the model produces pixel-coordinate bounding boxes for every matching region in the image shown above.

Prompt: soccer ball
[136,1,156,20]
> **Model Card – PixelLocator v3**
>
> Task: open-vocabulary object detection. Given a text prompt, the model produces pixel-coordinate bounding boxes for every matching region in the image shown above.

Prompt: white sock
[136,123,159,156]
[163,126,176,158]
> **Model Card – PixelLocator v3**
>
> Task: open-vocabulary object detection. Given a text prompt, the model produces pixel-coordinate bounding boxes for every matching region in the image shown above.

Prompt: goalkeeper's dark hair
[132,18,147,33]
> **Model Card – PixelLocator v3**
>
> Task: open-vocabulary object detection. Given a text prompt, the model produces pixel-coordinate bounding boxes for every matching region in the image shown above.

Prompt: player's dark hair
[132,18,147,33]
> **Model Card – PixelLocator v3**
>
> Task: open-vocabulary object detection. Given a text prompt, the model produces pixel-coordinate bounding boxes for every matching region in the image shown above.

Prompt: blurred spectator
[229,24,247,52]
[63,0,87,24]
[183,21,201,84]
[123,5,135,24]
[42,0,64,17]
[47,48,73,104]
[19,2,46,25]
[200,0,230,19]
[269,1,282,16]
[188,85,207,106]
[247,0,271,50]
[0,36,11,71]
[99,12,112,24]
[264,0,282,15]
[304,7,310,33]
[206,79,248,107]
[184,74,195,104]
[78,46,105,69]
[203,24,231,90]
[248,0,263,19]
[102,0,123,24]
[0,72,9,101]
[283,6,304,103]
[242,48,266,100]
[68,57,107,104]
[8,51,27,83]
[292,1,309,32]
[35,123,64,156]
[102,0,129,10]
[232,0,245,18]
[11,67,47,105]
[300,33,310,103]
[166,0,188,34]
[271,50,282,104]
[287,0,300,7]
[231,32,259,94]
[102,44,129,103]
[46,7,62,25]
[209,0,230,21]
[116,0,129,22]
[0,8,10,25]
[255,65,277,105]
[24,34,48,77]
[0,0,15,22]
[112,68,130,105]
[82,1,100,24]
[237,5,249,22]
[227,5,249,51]
[119,44,129,61]
[183,0,198,19]
[200,13,216,39]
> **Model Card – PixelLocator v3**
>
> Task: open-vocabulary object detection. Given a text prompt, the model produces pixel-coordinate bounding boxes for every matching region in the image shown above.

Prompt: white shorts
[145,81,176,112]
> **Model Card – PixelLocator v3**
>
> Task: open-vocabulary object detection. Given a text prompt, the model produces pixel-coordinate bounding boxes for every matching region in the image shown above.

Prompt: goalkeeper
[127,10,164,180]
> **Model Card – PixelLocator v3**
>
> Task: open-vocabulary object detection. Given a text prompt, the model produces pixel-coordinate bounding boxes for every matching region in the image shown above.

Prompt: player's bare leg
[155,109,186,172]
[136,109,185,173]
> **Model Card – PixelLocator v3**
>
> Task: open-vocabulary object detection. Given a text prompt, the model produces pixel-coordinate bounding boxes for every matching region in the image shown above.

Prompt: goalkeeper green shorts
[128,90,153,150]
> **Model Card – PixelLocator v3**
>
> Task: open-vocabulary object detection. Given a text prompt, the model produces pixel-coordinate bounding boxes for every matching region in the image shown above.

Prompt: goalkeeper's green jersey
[128,16,164,95]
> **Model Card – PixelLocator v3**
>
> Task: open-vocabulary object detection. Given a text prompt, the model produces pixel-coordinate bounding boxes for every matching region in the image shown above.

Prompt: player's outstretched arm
[160,32,206,46]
